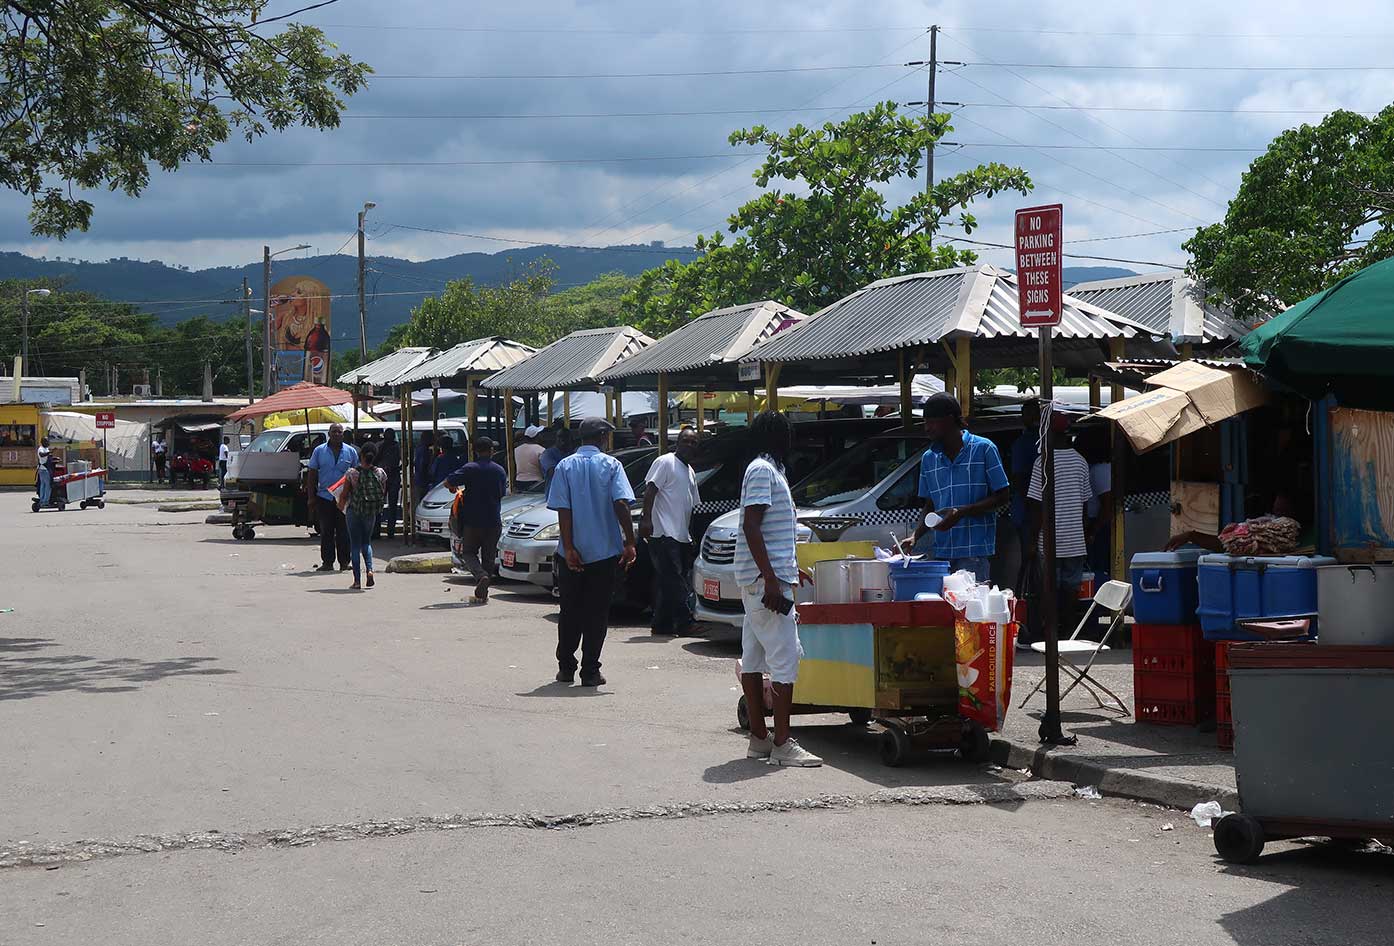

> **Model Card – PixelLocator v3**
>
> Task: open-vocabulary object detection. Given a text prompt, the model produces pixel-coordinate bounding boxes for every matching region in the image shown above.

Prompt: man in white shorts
[734,410,821,767]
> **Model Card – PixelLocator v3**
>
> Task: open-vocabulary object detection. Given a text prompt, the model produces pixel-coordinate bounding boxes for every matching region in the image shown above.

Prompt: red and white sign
[94,411,116,430]
[702,577,721,601]
[1014,204,1063,328]
[501,549,517,568]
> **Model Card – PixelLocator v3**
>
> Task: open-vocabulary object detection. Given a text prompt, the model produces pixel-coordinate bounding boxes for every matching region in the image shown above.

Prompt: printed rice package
[955,616,1018,732]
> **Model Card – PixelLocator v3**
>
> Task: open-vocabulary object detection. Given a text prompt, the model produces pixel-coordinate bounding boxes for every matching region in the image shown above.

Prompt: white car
[415,479,547,544]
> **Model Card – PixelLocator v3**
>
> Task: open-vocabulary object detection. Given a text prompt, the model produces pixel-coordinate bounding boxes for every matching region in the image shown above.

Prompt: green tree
[624,102,1032,335]
[1186,107,1394,322]
[540,272,636,333]
[397,260,558,350]
[2,1,371,236]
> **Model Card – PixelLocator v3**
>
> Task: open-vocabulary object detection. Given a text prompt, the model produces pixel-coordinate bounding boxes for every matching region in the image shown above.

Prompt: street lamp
[20,288,51,378]
[262,243,311,394]
[357,201,377,361]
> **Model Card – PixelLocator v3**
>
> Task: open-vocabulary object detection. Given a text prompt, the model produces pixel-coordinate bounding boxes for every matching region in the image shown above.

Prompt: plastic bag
[955,614,1017,732]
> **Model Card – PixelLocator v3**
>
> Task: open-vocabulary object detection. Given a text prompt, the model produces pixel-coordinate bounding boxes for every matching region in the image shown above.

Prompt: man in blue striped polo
[906,394,1010,582]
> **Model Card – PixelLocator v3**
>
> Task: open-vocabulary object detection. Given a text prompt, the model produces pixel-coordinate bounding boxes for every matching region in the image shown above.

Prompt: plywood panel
[1171,479,1220,538]
[1330,407,1394,557]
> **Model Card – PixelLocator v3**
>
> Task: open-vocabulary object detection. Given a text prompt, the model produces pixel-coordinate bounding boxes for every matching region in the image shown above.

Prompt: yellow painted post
[1180,342,1194,361]
[1108,337,1126,581]
[465,379,477,461]
[695,391,705,433]
[612,387,623,428]
[955,337,972,419]
[657,373,669,451]
[503,388,516,489]
[764,362,782,412]
[899,350,913,430]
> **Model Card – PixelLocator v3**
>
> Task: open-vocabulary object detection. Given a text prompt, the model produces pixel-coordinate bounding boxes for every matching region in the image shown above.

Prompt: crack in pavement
[0,780,1074,870]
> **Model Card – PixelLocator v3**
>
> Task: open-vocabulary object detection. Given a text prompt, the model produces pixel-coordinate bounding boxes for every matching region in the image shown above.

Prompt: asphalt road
[2,495,1391,944]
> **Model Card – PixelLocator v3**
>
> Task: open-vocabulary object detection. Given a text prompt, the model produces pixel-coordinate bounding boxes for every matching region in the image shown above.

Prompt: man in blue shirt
[306,423,359,572]
[547,417,636,687]
[906,394,1009,582]
[445,437,509,603]
[429,433,467,490]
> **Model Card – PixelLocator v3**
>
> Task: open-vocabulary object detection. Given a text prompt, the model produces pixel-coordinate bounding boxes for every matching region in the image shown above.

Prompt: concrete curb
[384,552,454,574]
[157,502,222,512]
[991,737,1240,812]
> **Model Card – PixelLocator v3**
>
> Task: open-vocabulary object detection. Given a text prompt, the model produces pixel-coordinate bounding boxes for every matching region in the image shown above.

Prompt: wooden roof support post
[546,389,555,424]
[503,387,517,489]
[695,390,705,433]
[403,384,416,544]
[465,378,477,461]
[1180,342,1194,361]
[657,373,669,451]
[747,384,756,423]
[764,362,782,414]
[562,390,571,426]
[899,350,913,430]
[1108,336,1126,581]
[955,337,972,419]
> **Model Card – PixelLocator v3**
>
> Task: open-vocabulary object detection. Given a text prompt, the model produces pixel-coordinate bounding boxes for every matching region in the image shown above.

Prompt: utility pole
[262,245,272,395]
[242,277,253,403]
[358,201,376,361]
[926,24,938,200]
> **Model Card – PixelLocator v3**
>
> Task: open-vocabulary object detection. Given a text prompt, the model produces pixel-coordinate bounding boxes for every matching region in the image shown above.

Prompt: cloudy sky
[6,0,1394,272]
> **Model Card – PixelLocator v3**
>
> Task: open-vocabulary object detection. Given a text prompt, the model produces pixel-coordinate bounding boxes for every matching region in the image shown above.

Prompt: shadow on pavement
[702,757,783,784]
[420,601,484,610]
[1219,844,1394,945]
[306,588,364,595]
[515,681,612,698]
[0,640,234,701]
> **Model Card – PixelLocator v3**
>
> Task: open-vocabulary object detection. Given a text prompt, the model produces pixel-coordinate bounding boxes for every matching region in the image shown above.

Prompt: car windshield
[790,435,929,509]
[245,430,287,453]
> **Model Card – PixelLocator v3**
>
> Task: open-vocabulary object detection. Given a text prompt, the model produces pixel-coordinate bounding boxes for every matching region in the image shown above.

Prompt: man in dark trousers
[547,417,636,687]
[639,427,701,636]
[380,428,401,538]
[445,436,509,603]
[306,423,358,571]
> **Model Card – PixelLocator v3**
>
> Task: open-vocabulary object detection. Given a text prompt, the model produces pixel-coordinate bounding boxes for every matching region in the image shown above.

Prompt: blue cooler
[1196,554,1335,641]
[889,560,951,601]
[1130,550,1203,625]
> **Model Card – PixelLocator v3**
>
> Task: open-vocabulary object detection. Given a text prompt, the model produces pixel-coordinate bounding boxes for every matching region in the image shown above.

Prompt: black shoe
[555,669,575,684]
[579,672,607,687]
[316,563,336,572]
[474,574,491,601]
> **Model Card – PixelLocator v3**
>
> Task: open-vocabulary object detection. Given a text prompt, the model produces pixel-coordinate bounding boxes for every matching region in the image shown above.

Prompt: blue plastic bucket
[889,560,951,601]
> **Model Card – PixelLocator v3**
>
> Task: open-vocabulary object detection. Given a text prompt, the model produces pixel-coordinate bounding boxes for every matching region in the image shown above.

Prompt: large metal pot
[813,559,852,604]
[845,559,890,599]
[1317,564,1394,645]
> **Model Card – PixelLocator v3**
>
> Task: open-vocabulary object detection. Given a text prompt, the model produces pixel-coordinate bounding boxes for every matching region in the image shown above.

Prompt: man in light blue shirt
[306,423,359,572]
[906,394,1009,582]
[546,417,636,687]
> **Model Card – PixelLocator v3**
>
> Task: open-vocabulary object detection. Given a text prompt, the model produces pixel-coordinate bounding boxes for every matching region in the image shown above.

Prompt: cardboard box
[1098,362,1267,453]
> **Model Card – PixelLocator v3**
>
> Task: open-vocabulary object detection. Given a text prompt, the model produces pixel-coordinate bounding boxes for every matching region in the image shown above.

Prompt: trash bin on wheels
[736,599,1018,767]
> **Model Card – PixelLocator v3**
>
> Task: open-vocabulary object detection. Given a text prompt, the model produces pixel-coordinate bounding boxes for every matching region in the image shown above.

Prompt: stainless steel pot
[813,559,852,604]
[1317,564,1394,645]
[846,559,890,599]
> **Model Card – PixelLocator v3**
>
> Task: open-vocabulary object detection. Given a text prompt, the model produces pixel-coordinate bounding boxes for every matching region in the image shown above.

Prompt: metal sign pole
[1039,328,1064,744]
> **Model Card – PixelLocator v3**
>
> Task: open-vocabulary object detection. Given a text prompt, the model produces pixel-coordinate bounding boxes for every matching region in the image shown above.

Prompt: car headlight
[533,523,561,541]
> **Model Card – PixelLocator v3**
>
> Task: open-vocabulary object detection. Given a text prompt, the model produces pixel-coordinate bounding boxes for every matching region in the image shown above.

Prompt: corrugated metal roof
[480,326,654,391]
[1068,271,1250,346]
[393,337,537,386]
[741,265,1140,365]
[599,301,803,381]
[336,347,434,388]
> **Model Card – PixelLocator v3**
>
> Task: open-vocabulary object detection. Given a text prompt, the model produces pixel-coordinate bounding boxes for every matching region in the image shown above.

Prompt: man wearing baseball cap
[905,393,1010,582]
[515,424,546,490]
[547,417,637,687]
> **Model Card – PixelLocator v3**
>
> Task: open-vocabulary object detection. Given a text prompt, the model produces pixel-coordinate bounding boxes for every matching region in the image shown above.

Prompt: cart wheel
[736,695,751,732]
[879,727,911,767]
[96,500,105,510]
[959,720,992,763]
[244,527,255,540]
[848,708,873,726]
[31,499,39,513]
[232,524,245,540]
[56,502,66,512]
[1214,814,1266,864]
[80,500,88,510]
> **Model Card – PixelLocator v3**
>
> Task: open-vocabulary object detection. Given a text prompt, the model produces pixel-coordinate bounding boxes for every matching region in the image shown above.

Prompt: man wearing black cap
[547,417,637,687]
[445,437,509,603]
[905,393,1010,582]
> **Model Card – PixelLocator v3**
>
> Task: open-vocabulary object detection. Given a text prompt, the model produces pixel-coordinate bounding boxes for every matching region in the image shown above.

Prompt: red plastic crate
[1133,624,1214,676]
[1215,642,1232,696]
[1135,669,1216,706]
[1137,698,1210,725]
[1216,692,1231,724]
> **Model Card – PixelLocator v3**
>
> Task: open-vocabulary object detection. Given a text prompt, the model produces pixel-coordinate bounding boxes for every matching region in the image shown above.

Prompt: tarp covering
[262,404,376,429]
[1242,256,1394,409]
[42,411,150,472]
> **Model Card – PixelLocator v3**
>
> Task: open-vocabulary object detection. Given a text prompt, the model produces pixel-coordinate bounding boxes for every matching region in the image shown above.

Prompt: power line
[946,236,1185,270]
[376,223,701,254]
[193,152,761,168]
[947,101,1381,116]
[959,61,1394,72]
[337,104,878,120]
[313,22,928,35]
[945,142,1263,153]
[370,63,908,80]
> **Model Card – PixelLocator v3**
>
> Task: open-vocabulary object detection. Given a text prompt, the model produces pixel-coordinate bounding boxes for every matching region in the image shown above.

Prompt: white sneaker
[747,734,775,759]
[769,738,823,767]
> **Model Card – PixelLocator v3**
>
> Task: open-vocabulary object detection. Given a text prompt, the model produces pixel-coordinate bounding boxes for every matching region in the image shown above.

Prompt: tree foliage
[623,102,1032,336]
[1,1,371,236]
[1186,106,1394,321]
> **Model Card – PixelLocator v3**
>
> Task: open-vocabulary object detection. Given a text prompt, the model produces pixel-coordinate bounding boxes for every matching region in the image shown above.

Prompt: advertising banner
[269,275,332,386]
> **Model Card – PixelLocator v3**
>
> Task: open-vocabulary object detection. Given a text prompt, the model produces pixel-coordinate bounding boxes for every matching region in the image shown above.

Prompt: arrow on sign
[1025,310,1056,321]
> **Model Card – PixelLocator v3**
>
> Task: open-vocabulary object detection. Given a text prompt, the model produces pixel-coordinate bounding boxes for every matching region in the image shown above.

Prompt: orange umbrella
[226,382,355,422]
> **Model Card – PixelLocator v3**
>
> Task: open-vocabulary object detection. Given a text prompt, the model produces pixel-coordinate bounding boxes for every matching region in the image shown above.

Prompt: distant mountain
[0,248,1133,346]
[0,243,697,347]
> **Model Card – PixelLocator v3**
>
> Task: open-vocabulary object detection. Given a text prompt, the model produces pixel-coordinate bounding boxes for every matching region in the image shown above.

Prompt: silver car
[416,479,547,545]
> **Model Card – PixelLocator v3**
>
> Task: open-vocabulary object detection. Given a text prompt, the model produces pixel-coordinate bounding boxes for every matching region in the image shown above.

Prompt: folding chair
[1018,579,1132,716]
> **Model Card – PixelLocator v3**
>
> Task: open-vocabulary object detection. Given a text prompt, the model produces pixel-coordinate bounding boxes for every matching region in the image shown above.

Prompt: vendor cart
[1213,643,1394,863]
[222,450,311,540]
[59,461,107,510]
[736,599,1016,767]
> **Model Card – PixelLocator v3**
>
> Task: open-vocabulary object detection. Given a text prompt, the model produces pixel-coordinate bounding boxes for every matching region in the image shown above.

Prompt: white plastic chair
[1018,579,1132,716]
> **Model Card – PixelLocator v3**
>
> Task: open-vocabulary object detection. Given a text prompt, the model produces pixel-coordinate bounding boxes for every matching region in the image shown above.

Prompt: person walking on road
[153,436,167,483]
[514,425,545,491]
[547,417,636,687]
[306,423,358,572]
[640,427,702,636]
[342,442,387,590]
[445,436,509,603]
[217,437,231,490]
[735,410,822,767]
[904,394,1009,582]
[379,428,401,538]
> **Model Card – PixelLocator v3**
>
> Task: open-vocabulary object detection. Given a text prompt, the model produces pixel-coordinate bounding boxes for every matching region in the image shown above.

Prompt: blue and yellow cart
[737,599,996,767]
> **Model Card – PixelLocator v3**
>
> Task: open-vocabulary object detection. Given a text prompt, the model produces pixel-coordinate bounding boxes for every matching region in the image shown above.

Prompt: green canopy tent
[1242,256,1394,409]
